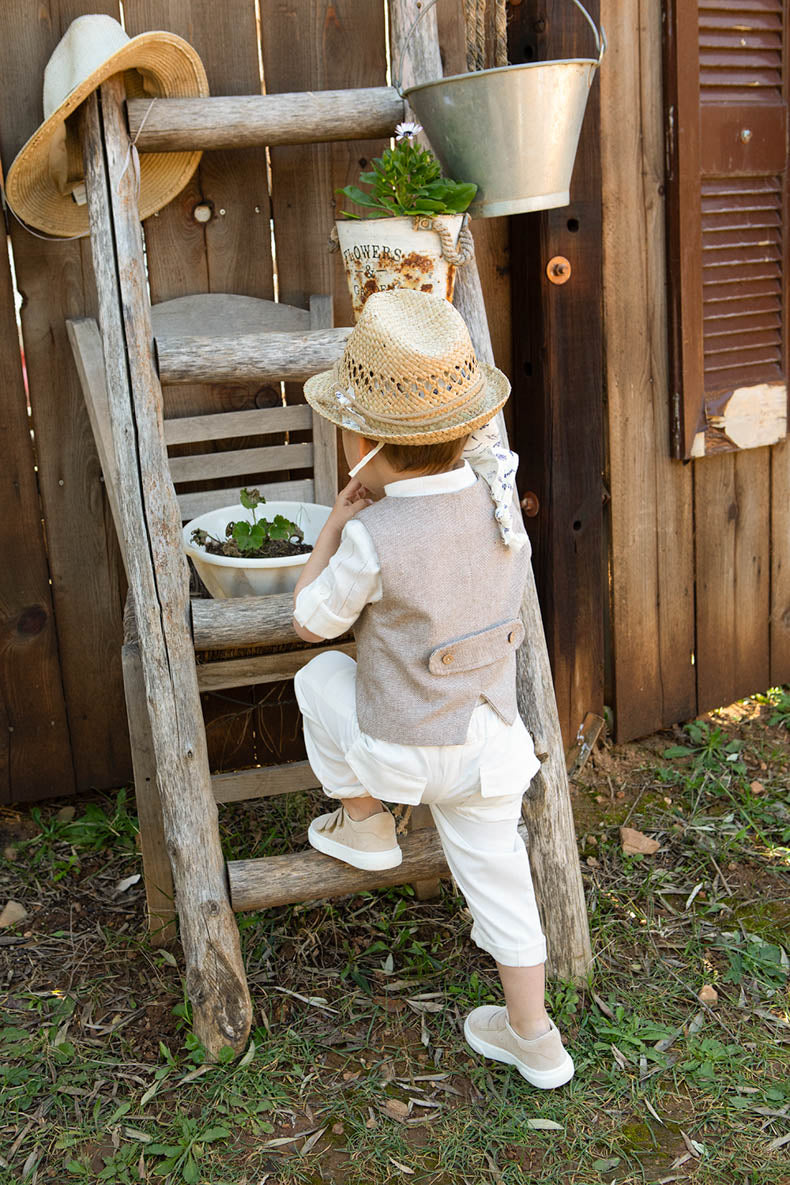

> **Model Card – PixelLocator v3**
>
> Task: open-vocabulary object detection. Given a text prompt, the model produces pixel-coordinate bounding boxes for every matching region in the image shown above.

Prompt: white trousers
[294,650,547,967]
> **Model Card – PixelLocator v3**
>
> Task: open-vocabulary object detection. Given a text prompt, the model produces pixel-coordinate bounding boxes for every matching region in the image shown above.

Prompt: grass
[1,687,789,1184]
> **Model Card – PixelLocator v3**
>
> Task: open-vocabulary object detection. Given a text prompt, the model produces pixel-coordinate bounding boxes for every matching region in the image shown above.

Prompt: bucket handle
[395,0,606,95]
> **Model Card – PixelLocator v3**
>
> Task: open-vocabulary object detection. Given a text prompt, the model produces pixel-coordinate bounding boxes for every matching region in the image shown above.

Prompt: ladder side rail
[79,76,252,1058]
[390,0,593,983]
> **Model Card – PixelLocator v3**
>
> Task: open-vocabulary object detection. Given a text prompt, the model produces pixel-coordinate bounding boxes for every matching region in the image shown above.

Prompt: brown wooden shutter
[665,0,789,458]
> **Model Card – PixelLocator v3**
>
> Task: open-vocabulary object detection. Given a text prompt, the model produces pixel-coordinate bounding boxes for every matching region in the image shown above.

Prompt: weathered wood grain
[437,1,512,428]
[392,0,592,983]
[0,197,74,803]
[128,88,404,150]
[178,480,315,521]
[123,0,278,529]
[156,327,350,384]
[196,642,356,692]
[122,597,176,945]
[229,820,528,912]
[260,0,390,329]
[165,404,313,445]
[192,594,300,651]
[507,0,604,751]
[600,0,696,738]
[771,436,790,683]
[308,295,340,505]
[211,759,319,804]
[169,441,313,483]
[151,293,310,340]
[694,449,771,713]
[81,79,250,1057]
[0,0,130,796]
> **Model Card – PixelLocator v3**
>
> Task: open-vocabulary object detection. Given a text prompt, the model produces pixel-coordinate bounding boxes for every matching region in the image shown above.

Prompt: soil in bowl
[200,536,312,560]
[190,487,313,562]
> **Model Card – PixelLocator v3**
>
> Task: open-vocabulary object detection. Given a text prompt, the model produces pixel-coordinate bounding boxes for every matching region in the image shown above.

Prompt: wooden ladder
[69,3,591,1059]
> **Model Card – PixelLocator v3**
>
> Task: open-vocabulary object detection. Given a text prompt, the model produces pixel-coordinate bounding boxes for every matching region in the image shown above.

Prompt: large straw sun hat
[5,14,209,238]
[304,289,511,444]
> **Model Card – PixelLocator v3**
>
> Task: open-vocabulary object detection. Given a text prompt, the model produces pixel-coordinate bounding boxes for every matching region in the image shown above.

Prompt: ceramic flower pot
[335,213,468,320]
[182,501,332,599]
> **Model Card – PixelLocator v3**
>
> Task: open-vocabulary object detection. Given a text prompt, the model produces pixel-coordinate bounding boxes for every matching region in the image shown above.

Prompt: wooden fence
[0,0,512,803]
[2,0,788,805]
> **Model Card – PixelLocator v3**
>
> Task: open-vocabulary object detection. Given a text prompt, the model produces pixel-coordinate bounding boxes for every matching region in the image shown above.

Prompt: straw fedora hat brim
[304,361,511,445]
[6,31,208,238]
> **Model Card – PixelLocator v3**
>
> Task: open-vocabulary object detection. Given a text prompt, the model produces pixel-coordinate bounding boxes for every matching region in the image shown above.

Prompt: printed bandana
[463,422,526,551]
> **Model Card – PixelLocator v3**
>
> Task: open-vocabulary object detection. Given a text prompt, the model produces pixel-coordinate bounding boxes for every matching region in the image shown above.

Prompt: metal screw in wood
[546,256,572,284]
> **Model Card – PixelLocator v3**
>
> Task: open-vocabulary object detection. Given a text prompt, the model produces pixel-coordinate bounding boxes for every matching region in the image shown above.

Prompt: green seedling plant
[191,487,308,560]
[753,684,790,729]
[336,120,477,219]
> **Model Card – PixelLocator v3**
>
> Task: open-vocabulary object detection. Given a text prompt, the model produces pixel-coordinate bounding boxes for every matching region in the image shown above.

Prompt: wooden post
[79,77,252,1058]
[390,0,592,982]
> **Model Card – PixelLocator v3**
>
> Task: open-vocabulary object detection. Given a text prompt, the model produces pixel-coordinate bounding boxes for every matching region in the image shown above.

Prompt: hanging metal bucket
[400,0,606,219]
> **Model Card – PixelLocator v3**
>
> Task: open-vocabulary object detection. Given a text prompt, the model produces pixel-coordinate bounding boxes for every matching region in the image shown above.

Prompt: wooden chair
[69,292,340,939]
[68,290,444,948]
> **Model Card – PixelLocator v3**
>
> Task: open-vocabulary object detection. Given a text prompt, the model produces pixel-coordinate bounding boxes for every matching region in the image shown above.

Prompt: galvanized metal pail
[400,0,606,219]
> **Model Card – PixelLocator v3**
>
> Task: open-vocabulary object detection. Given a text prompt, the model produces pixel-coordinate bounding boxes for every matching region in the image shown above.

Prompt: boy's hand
[328,478,373,528]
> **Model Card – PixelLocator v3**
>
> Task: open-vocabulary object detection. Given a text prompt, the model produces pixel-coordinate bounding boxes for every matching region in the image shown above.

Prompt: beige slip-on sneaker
[308,805,403,871]
[464,1006,575,1089]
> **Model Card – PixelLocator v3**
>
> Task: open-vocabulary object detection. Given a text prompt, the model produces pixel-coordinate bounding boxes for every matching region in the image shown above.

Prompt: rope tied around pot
[412,214,475,266]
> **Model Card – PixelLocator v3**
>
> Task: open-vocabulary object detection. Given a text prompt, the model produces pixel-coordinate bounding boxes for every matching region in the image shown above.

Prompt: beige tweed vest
[353,477,530,745]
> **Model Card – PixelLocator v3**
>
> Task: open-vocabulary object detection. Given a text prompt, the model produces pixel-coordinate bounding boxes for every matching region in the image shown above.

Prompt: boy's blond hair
[377,434,470,476]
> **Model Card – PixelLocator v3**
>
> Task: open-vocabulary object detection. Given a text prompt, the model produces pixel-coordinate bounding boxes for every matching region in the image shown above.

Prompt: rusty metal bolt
[546,256,572,285]
[520,491,540,517]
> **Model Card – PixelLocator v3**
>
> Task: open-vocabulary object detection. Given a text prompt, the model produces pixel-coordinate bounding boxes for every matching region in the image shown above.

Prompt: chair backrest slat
[178,479,315,521]
[170,442,314,484]
[164,403,312,445]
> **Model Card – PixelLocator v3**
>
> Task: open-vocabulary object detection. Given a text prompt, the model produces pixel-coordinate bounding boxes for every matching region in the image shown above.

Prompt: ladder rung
[191,593,298,650]
[212,760,318,804]
[170,441,313,483]
[128,87,405,152]
[228,825,450,911]
[155,327,350,384]
[196,641,356,691]
[165,403,313,445]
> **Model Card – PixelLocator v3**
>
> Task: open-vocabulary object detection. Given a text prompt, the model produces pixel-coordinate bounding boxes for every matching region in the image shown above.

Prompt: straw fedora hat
[5,14,209,238]
[304,290,511,445]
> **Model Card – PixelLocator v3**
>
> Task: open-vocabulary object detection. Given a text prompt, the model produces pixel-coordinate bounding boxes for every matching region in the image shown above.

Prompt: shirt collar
[383,460,477,498]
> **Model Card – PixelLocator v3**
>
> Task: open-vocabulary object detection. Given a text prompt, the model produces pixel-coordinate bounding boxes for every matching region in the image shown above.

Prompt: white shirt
[293,461,478,640]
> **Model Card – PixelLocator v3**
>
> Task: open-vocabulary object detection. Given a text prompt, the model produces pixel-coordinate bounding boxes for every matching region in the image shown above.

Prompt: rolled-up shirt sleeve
[293,518,382,639]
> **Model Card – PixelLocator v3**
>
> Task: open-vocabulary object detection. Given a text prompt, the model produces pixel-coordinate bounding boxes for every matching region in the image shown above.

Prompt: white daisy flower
[395,120,422,141]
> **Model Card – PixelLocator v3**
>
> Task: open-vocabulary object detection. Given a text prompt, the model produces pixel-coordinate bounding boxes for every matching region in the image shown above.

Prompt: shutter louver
[665,0,789,458]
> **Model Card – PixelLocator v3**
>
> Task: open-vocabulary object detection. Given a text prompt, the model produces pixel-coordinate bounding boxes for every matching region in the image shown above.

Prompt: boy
[291,290,574,1090]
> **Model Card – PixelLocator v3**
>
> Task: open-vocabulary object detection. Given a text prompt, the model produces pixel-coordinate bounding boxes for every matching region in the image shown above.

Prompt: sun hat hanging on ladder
[5,14,209,238]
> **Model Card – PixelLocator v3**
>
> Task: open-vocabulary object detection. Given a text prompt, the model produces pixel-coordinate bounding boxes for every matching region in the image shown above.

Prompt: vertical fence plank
[695,450,771,713]
[508,0,604,749]
[598,0,696,741]
[436,0,513,429]
[0,0,130,795]
[123,0,278,772]
[260,0,389,328]
[771,438,790,684]
[0,223,74,803]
